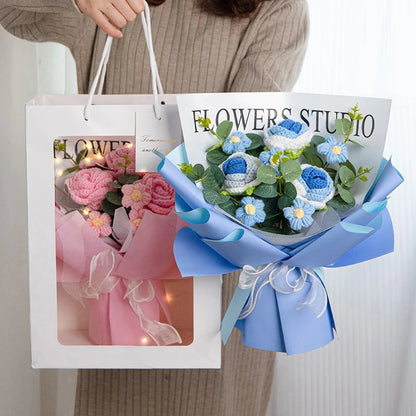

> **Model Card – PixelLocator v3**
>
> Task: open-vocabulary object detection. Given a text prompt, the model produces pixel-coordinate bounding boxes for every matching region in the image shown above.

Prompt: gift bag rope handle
[83,1,164,121]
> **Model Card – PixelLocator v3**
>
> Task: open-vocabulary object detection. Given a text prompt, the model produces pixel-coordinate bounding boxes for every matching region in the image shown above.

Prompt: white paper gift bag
[25,4,221,369]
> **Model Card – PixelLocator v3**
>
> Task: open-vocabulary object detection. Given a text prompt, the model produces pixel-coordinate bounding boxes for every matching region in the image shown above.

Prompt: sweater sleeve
[227,0,309,93]
[0,0,85,52]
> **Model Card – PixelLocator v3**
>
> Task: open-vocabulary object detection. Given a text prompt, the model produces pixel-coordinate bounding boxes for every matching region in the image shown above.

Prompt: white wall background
[268,2,416,416]
[0,1,415,415]
[0,28,77,416]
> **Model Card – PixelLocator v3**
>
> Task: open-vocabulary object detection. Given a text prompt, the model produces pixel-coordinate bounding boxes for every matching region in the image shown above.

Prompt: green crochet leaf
[284,146,308,160]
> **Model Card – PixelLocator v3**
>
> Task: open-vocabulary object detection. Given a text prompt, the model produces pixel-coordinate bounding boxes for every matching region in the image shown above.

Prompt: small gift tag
[135,105,183,172]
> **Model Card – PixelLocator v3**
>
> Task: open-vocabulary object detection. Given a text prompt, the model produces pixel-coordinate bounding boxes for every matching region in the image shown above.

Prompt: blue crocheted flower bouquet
[179,105,371,234]
[157,100,403,355]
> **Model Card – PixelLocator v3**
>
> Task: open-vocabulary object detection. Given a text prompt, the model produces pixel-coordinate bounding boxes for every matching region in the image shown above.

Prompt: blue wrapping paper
[157,154,403,354]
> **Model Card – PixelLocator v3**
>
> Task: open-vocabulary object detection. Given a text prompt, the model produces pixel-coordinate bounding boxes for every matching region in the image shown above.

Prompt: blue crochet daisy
[259,147,283,172]
[236,197,266,227]
[283,198,315,231]
[222,131,252,155]
[317,136,349,164]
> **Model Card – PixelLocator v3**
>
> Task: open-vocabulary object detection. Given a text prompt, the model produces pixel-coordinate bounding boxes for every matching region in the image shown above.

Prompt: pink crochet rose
[121,181,151,211]
[65,168,113,210]
[141,173,175,215]
[105,145,135,177]
[86,211,112,237]
[129,209,145,230]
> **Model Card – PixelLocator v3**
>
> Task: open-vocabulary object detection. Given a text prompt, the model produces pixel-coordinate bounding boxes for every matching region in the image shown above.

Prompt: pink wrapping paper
[55,207,188,346]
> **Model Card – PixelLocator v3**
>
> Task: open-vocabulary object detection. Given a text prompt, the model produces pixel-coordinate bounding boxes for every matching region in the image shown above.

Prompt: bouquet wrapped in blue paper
[157,95,403,355]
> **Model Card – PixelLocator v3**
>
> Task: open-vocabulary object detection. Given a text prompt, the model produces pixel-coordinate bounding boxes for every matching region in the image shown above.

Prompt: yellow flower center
[229,136,241,143]
[244,204,256,216]
[92,217,103,228]
[332,145,342,155]
[269,154,280,167]
[294,208,304,219]
[133,218,142,227]
[131,189,143,201]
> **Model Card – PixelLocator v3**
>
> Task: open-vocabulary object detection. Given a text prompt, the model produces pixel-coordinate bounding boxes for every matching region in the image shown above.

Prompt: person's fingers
[102,3,128,28]
[75,0,146,38]
[126,0,146,14]
[112,0,138,22]
[91,9,123,38]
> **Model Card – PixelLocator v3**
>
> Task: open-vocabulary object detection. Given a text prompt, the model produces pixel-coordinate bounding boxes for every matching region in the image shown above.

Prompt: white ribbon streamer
[78,250,182,346]
[80,250,119,299]
[239,262,328,320]
[124,279,182,346]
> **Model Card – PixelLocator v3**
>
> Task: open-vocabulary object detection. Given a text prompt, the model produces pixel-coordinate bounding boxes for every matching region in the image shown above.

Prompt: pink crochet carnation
[86,211,112,237]
[105,145,135,177]
[65,168,113,210]
[141,173,175,215]
[121,181,151,211]
[129,209,145,230]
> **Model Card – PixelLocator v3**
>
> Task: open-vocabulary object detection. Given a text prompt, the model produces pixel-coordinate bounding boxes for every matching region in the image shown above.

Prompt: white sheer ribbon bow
[238,262,328,320]
[80,250,182,346]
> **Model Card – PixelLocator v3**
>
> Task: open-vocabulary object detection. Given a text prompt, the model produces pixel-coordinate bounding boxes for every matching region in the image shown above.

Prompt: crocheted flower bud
[292,164,335,209]
[219,152,261,195]
[222,157,247,175]
[264,119,313,151]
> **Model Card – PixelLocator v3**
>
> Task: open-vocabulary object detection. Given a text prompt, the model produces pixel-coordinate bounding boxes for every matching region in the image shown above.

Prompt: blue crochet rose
[219,152,261,194]
[222,157,247,175]
[293,164,335,209]
[222,131,252,155]
[236,197,266,227]
[317,136,349,164]
[264,119,313,151]
[283,198,315,231]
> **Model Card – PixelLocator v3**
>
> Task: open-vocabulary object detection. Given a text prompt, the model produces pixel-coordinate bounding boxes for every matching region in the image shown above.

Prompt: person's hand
[75,0,145,38]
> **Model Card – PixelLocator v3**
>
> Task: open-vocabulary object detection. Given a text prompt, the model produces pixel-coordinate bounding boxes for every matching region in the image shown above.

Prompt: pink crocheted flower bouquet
[54,141,192,347]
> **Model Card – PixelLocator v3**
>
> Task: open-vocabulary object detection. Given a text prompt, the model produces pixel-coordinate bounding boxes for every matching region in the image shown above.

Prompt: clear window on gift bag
[54,137,194,347]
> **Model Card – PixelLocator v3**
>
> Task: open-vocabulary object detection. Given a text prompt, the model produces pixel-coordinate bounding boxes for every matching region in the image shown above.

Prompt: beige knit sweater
[0,1,309,415]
